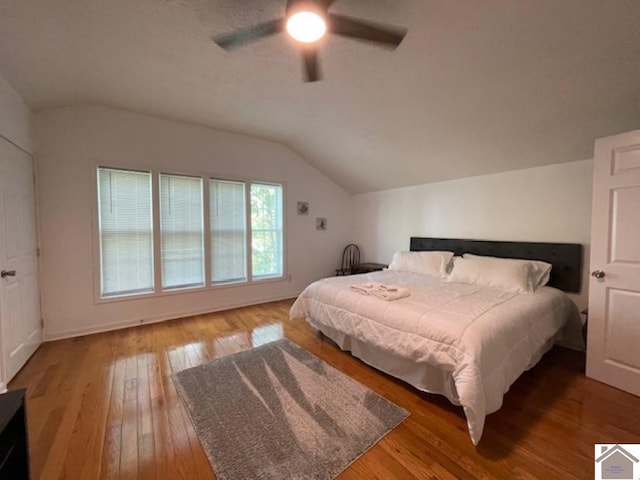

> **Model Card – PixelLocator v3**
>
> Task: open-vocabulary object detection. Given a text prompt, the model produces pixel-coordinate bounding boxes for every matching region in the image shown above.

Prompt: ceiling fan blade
[212,19,284,51]
[327,13,406,49]
[302,48,321,82]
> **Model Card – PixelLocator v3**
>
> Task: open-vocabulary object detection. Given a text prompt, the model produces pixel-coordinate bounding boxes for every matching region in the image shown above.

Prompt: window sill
[94,275,287,305]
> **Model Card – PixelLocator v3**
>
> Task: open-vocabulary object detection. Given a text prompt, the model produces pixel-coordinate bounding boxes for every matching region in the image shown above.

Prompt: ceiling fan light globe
[286,12,326,43]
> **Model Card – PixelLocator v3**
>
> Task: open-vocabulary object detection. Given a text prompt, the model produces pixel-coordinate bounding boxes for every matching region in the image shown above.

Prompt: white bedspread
[289,270,573,445]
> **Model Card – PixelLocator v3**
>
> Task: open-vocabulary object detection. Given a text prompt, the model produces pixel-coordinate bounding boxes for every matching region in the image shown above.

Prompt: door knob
[1,270,16,278]
[591,270,605,279]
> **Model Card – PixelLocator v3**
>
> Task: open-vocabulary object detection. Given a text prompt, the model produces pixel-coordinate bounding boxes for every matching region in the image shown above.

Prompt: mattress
[289,270,575,444]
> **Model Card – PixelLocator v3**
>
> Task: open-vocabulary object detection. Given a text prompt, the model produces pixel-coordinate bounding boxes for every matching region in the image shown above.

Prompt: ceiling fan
[212,0,407,82]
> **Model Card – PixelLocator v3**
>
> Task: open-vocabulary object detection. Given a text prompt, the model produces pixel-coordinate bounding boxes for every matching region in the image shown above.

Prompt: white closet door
[0,138,42,391]
[587,130,640,396]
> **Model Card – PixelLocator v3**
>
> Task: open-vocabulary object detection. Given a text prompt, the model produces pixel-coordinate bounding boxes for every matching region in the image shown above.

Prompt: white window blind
[251,183,283,278]
[97,167,154,297]
[97,167,285,299]
[210,179,246,283]
[160,174,205,289]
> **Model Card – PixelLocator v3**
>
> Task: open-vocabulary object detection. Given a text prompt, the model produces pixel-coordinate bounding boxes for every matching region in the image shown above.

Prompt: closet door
[587,130,640,396]
[0,138,42,391]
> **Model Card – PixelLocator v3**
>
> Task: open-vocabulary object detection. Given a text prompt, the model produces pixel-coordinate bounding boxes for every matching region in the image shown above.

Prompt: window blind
[160,174,205,289]
[210,179,246,283]
[97,167,154,297]
[97,167,284,299]
[251,183,283,278]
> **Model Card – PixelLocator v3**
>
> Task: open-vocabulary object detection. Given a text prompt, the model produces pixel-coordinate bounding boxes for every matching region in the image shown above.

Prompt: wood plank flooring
[8,299,640,479]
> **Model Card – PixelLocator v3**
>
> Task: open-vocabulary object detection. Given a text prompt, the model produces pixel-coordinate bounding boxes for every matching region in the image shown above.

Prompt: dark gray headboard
[410,237,583,292]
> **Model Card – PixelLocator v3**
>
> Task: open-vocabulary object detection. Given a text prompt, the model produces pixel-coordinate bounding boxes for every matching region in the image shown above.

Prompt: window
[160,174,204,289]
[97,167,154,297]
[96,167,284,299]
[251,183,283,278]
[210,179,246,283]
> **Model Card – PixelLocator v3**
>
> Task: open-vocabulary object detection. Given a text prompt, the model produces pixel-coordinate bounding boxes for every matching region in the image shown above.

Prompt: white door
[0,138,42,391]
[587,129,640,396]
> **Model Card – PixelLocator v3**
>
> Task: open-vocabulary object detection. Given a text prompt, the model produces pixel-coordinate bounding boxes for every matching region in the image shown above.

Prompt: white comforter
[289,270,573,445]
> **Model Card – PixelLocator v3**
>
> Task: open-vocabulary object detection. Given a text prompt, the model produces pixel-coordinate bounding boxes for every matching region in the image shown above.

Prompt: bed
[289,237,583,445]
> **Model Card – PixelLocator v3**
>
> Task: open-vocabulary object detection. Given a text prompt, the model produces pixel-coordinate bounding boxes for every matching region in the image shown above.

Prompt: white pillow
[388,251,454,277]
[447,256,533,293]
[463,253,552,290]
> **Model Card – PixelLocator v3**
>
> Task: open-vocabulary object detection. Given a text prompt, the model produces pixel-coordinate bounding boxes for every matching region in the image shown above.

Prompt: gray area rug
[174,338,409,480]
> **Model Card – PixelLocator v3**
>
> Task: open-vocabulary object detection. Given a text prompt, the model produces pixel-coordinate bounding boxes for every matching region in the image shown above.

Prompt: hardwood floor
[8,299,640,479]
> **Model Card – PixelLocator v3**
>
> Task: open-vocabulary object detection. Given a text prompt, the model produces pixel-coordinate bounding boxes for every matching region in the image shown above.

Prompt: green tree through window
[251,183,283,278]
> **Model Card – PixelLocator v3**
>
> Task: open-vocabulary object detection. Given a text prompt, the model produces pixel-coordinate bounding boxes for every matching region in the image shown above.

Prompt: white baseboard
[44,292,301,342]
[0,382,7,394]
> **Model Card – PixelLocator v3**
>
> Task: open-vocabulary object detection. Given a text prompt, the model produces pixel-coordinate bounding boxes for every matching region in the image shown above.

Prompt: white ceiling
[1,0,639,193]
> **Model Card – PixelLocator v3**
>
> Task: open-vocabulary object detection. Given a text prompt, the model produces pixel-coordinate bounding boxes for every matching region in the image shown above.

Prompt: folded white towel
[351,282,380,292]
[350,282,410,301]
[350,282,380,294]
[372,286,410,301]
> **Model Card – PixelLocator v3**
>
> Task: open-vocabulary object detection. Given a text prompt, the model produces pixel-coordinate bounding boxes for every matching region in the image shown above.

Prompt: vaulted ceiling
[1,0,639,193]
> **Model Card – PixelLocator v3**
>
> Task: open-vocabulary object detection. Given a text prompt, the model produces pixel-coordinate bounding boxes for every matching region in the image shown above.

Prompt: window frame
[92,164,287,304]
[159,172,206,291]
[210,178,248,285]
[250,182,284,281]
[96,166,155,299]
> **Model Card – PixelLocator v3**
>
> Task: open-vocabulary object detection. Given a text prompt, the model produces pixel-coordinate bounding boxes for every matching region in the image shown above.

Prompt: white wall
[0,74,32,153]
[352,159,593,310]
[35,105,352,340]
[31,101,595,346]
[0,74,33,392]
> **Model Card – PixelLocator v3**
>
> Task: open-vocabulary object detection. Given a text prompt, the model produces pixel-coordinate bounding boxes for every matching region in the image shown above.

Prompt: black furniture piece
[336,244,361,276]
[0,389,30,480]
[351,262,387,274]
